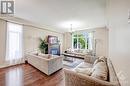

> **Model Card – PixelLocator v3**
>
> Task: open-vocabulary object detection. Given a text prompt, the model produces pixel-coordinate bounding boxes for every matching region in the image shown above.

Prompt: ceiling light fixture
[59,21,83,31]
[70,24,73,32]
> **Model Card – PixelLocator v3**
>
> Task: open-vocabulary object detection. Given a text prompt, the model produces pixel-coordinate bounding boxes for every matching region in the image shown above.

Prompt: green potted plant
[39,38,48,54]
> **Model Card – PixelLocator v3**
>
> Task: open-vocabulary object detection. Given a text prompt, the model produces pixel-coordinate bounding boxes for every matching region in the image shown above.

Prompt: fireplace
[48,44,60,55]
[50,49,58,55]
[47,35,60,55]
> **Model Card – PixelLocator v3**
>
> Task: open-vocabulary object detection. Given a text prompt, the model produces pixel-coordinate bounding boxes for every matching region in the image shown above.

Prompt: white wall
[94,27,109,57]
[0,19,6,67]
[23,25,63,54]
[107,0,130,86]
[63,32,72,51]
[0,19,64,68]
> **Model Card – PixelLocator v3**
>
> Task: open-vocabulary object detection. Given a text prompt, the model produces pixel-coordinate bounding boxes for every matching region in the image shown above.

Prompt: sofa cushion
[75,68,93,76]
[91,62,108,81]
[38,53,48,57]
[76,62,93,68]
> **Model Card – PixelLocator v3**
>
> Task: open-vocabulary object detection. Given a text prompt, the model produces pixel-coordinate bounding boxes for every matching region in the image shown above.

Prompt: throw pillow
[93,56,106,66]
[91,62,108,81]
[93,59,99,66]
[75,68,93,76]
[98,56,106,62]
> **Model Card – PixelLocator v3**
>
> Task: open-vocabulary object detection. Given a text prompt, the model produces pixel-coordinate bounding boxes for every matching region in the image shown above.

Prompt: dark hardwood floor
[0,64,65,86]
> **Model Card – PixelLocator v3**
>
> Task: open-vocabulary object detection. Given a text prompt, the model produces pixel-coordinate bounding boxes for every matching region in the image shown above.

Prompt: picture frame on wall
[48,35,58,44]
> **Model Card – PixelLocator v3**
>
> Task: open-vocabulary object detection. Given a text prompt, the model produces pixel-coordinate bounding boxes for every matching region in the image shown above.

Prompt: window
[6,22,23,61]
[72,32,93,50]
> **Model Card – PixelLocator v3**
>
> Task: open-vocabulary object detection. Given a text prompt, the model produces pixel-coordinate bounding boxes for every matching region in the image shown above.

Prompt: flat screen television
[48,35,58,44]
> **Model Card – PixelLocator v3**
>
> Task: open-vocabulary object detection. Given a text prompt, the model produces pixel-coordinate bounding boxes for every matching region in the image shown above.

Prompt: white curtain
[6,22,23,65]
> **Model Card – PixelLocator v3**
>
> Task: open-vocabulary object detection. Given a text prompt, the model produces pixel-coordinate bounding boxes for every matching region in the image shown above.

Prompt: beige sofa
[63,49,94,59]
[27,53,63,75]
[64,57,120,86]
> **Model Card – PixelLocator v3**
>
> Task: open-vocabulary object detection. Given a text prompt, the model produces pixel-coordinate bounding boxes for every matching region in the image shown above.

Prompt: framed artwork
[48,35,58,44]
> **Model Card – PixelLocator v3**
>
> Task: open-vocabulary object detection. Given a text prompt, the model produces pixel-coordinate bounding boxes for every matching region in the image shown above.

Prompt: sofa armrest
[64,69,116,86]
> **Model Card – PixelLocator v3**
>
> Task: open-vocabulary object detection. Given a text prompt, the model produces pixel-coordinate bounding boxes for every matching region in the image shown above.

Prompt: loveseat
[63,49,94,59]
[27,53,63,75]
[64,56,120,86]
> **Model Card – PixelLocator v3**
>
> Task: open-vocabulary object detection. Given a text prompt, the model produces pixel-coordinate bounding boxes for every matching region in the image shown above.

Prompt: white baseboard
[0,61,25,68]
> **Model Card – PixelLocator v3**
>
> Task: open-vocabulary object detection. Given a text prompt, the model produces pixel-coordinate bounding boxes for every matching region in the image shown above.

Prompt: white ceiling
[14,0,106,32]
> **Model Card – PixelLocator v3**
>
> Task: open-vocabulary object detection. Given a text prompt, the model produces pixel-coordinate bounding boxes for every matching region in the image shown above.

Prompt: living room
[0,0,130,86]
